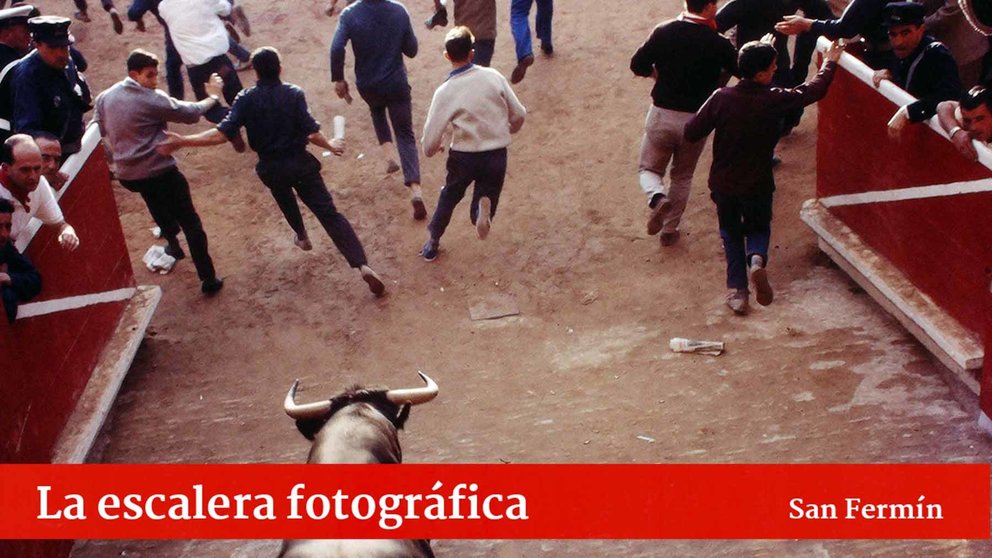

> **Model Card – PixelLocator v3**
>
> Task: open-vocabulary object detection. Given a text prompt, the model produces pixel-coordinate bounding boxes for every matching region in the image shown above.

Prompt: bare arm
[157,128,229,156]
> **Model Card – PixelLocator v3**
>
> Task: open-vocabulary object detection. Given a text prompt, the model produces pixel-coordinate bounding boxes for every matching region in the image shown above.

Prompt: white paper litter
[142,245,177,274]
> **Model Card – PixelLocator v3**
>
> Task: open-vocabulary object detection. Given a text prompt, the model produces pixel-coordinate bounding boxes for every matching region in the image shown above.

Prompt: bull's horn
[385,371,439,405]
[284,379,333,420]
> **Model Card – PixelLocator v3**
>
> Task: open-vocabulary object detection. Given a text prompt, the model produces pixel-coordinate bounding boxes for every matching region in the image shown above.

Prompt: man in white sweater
[419,26,526,262]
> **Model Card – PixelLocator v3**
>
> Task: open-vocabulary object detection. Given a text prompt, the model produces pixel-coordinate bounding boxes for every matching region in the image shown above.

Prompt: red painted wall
[817,68,992,335]
[1,142,135,464]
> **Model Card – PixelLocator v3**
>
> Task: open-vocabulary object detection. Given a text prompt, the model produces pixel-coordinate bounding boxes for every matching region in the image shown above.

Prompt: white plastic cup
[333,115,346,140]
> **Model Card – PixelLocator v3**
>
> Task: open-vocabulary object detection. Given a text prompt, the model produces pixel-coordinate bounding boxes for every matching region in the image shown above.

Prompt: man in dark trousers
[685,39,844,315]
[630,0,737,247]
[330,0,425,221]
[0,197,41,323]
[871,2,962,137]
[158,47,387,298]
[93,49,224,296]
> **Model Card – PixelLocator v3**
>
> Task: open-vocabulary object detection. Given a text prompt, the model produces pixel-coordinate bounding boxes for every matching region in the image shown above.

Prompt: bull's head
[283,372,439,440]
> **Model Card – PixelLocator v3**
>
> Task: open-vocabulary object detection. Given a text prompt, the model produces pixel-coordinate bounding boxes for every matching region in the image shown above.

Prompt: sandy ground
[29,0,991,555]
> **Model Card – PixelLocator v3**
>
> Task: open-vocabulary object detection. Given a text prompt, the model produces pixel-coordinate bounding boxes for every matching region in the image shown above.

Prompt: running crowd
[0,0,990,323]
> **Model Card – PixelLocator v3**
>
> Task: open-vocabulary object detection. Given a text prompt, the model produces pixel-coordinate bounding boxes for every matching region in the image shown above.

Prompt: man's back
[630,19,737,113]
[219,81,319,160]
[331,0,417,93]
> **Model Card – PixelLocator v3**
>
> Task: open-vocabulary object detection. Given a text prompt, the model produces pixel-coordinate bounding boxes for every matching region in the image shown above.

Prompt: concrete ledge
[800,200,982,394]
[51,285,161,464]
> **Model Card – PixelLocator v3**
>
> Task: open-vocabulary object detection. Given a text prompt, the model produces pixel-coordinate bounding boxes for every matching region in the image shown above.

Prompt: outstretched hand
[775,15,812,36]
[156,131,183,156]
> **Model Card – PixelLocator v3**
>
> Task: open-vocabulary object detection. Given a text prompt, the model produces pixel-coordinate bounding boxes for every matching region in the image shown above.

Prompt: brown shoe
[726,289,749,315]
[511,54,534,84]
[411,196,427,220]
[749,256,773,306]
[647,196,671,235]
[110,9,124,34]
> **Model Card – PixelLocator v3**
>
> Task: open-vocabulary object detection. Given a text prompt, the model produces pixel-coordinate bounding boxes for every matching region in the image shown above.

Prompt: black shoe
[201,277,224,296]
[424,7,448,29]
[110,9,124,34]
[164,243,186,261]
[541,42,554,55]
[421,239,439,262]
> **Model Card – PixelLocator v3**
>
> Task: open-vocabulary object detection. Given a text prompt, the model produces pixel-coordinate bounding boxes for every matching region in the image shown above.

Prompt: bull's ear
[395,403,411,429]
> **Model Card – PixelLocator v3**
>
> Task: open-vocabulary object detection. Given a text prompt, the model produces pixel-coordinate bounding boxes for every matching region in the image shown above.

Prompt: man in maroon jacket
[684,37,843,315]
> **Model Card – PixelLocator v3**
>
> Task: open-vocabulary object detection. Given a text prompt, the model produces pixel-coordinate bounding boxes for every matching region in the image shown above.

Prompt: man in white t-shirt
[938,86,992,162]
[0,134,79,251]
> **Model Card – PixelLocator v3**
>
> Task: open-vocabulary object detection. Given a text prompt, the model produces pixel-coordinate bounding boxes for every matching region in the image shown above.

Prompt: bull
[279,372,439,558]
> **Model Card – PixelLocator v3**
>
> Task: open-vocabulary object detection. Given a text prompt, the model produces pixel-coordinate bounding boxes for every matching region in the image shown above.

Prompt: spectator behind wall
[0,196,41,323]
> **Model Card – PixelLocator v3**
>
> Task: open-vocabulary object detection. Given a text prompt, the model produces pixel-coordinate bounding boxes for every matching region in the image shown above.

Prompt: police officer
[872,2,962,135]
[10,16,91,157]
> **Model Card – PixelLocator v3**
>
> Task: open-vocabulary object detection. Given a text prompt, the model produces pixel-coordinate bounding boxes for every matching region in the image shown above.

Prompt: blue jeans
[711,191,772,291]
[358,86,421,186]
[510,0,553,62]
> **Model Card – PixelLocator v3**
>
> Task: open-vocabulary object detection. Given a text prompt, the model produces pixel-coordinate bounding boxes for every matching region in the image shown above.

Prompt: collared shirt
[630,19,737,113]
[159,0,231,66]
[0,176,63,245]
[217,79,321,161]
[93,77,209,180]
[684,62,838,196]
[891,35,962,122]
[330,0,417,94]
[11,50,90,153]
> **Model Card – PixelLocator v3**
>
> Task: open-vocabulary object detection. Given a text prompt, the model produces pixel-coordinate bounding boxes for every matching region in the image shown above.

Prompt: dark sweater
[684,62,838,196]
[890,36,961,122]
[330,0,418,95]
[630,19,737,113]
[1,240,41,323]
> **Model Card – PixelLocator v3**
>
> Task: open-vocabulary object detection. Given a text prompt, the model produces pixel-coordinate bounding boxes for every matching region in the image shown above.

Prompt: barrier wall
[801,38,992,433]
[1,127,161,557]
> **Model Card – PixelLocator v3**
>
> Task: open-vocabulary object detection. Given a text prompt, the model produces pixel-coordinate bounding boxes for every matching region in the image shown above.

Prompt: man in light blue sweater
[330,0,426,220]
[419,26,525,262]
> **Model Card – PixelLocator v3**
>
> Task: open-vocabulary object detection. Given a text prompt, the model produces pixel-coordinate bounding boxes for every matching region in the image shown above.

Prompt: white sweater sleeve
[503,78,526,134]
[421,87,449,158]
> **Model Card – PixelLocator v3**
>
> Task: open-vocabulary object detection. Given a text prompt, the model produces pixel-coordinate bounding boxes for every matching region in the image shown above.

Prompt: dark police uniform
[884,2,962,122]
[0,5,37,143]
[10,16,91,155]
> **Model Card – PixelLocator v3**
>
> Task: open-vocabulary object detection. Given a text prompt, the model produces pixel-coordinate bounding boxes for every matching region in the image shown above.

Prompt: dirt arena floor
[37,0,992,555]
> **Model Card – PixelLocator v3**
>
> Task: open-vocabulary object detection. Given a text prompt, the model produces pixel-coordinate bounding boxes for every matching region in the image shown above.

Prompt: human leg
[293,154,369,269]
[468,149,507,240]
[385,91,421,186]
[638,105,677,236]
[426,150,474,244]
[742,191,773,305]
[160,168,218,282]
[535,0,553,52]
[360,89,399,173]
[164,31,185,100]
[228,36,252,65]
[473,39,495,67]
[256,161,309,243]
[711,191,748,292]
[121,176,182,249]
[665,111,707,236]
[510,0,534,61]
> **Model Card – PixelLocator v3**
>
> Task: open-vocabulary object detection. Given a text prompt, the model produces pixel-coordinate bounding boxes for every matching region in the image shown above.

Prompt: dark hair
[126,49,158,73]
[738,41,778,79]
[961,86,992,112]
[31,131,60,145]
[1,134,33,165]
[444,26,474,62]
[251,46,281,81]
[0,198,13,214]
[686,0,717,15]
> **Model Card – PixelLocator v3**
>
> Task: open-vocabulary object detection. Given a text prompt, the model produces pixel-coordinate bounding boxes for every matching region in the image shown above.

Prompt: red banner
[0,464,987,539]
